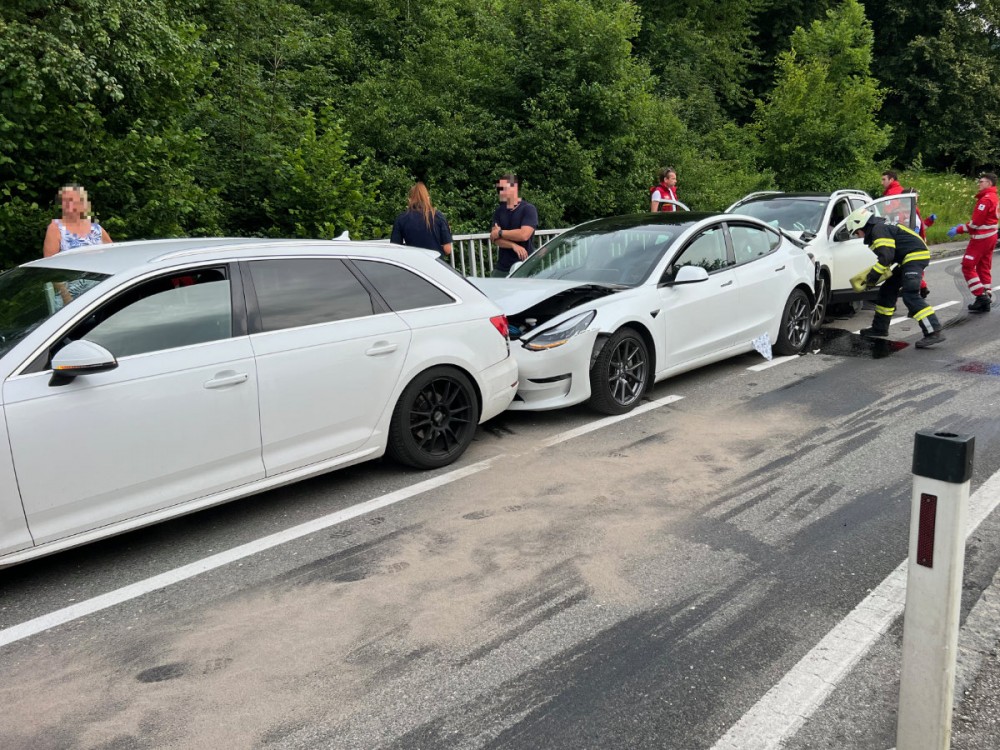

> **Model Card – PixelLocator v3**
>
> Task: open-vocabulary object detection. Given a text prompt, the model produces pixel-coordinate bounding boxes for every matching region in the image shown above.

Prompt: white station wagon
[0,238,517,568]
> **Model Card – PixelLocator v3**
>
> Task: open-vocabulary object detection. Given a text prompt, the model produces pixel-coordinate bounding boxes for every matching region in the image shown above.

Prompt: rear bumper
[479,354,519,422]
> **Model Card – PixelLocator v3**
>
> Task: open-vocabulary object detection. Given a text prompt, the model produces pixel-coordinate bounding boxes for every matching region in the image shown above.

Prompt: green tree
[745,0,837,98]
[0,0,219,265]
[263,106,379,239]
[753,0,889,191]
[870,0,1000,171]
[632,0,764,128]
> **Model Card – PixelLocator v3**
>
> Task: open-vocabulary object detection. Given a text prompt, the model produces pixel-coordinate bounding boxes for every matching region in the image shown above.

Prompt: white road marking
[0,393,685,650]
[851,300,962,334]
[0,458,498,649]
[541,394,684,447]
[746,355,800,372]
[710,466,1000,750]
[888,299,960,325]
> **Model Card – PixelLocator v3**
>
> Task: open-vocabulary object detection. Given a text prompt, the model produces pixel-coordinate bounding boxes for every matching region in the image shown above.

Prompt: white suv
[727,190,921,325]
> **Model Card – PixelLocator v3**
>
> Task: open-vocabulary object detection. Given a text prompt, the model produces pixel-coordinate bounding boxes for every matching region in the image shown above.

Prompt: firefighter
[947,173,999,313]
[846,207,945,348]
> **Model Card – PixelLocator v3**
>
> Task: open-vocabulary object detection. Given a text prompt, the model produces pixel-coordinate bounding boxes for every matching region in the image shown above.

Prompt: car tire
[588,327,649,415]
[810,272,830,331]
[387,366,479,470]
[774,288,812,356]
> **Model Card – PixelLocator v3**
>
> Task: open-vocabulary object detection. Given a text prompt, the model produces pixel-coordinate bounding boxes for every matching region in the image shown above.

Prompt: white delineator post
[896,430,975,750]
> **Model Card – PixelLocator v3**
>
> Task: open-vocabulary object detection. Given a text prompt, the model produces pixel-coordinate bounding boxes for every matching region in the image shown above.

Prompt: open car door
[827,193,919,292]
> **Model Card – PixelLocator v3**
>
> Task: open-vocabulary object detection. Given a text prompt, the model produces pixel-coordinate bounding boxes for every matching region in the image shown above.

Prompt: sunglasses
[496,185,506,192]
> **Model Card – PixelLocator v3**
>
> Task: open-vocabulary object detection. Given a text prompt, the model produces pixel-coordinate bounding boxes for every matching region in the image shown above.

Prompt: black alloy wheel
[388,367,479,469]
[589,327,649,415]
[774,288,812,355]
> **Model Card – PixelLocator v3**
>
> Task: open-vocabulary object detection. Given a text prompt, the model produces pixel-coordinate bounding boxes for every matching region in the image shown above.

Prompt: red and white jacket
[956,185,999,241]
[651,184,678,212]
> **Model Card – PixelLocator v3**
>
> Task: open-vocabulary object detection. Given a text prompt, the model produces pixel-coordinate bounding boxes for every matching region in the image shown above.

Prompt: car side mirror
[49,339,118,387]
[508,261,524,275]
[662,265,710,286]
[833,226,852,242]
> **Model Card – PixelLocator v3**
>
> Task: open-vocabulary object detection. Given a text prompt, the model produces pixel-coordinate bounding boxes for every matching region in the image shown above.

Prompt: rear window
[353,260,454,311]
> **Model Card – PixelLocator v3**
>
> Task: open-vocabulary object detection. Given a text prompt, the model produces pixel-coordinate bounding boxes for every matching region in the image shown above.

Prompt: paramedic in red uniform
[948,173,999,313]
[650,168,679,212]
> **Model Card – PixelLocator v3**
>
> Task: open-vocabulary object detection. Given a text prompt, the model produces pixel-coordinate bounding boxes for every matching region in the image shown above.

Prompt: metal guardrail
[447,229,566,277]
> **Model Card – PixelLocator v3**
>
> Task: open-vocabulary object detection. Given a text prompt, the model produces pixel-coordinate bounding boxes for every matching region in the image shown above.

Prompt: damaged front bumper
[507,329,601,411]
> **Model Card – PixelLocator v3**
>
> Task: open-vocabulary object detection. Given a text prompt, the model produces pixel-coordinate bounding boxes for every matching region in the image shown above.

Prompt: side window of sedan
[249,258,375,332]
[352,260,454,311]
[66,268,232,359]
[730,224,778,264]
[672,227,731,275]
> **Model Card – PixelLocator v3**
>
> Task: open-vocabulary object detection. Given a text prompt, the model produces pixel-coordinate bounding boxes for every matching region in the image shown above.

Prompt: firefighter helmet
[845,207,873,234]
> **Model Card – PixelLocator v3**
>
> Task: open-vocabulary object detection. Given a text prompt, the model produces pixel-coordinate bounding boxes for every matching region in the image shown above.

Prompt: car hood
[469,278,615,315]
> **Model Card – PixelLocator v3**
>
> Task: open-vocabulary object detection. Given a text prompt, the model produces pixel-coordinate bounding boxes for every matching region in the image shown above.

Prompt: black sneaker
[969,295,991,313]
[915,331,945,348]
[859,327,890,339]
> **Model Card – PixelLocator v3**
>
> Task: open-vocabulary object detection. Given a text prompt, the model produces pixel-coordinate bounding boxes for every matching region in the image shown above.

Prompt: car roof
[569,212,717,232]
[741,193,829,202]
[20,237,415,276]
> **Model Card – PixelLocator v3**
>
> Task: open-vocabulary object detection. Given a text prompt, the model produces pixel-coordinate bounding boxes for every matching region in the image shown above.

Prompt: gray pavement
[781,511,1000,750]
[952,565,1000,750]
[784,243,1000,750]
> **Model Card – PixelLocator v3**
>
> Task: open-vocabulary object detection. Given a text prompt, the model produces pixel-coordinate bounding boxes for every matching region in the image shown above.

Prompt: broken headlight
[522,311,596,351]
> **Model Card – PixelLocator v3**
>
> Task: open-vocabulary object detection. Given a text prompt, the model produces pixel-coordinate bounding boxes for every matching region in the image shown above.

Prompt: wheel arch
[796,281,816,307]
[402,362,484,422]
[591,320,657,386]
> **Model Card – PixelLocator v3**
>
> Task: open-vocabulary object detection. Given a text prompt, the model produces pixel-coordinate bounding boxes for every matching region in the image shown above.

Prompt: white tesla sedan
[472,212,818,414]
[0,239,517,568]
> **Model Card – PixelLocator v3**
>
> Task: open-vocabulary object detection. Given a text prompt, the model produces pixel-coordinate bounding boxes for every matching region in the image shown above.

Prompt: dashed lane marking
[540,394,684,448]
[746,355,801,373]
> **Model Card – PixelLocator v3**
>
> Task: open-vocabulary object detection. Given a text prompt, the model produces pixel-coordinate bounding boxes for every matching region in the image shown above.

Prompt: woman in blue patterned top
[42,183,112,258]
[42,184,113,306]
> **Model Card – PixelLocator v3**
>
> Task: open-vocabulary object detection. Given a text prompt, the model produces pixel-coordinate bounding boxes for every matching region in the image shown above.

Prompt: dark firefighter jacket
[863,218,931,275]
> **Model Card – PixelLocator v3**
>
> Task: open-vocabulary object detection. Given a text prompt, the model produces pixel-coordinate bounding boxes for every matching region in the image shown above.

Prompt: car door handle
[365,342,398,356]
[720,280,734,287]
[204,372,249,389]
[774,265,786,272]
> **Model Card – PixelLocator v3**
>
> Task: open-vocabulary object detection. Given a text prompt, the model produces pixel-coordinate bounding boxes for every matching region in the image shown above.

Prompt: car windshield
[734,198,827,234]
[511,221,693,286]
[0,266,109,358]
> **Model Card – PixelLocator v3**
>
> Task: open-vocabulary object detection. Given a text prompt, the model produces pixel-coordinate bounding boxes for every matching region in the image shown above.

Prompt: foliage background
[1,0,997,267]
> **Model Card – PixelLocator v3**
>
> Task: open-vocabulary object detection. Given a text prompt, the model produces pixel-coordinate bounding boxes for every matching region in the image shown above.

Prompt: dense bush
[1,0,997,267]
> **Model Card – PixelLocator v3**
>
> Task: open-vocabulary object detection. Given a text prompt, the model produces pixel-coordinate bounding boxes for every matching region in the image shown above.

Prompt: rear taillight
[490,314,510,339]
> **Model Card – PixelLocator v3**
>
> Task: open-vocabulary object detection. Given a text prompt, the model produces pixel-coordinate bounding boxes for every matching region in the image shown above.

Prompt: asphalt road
[2,254,1000,750]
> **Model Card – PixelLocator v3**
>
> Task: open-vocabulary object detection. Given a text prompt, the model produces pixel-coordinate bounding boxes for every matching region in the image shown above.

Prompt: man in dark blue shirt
[489,173,538,277]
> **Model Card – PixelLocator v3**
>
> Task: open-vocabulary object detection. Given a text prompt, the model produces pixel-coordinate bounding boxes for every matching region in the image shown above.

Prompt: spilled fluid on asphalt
[954,360,1000,377]
[807,327,910,359]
